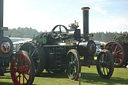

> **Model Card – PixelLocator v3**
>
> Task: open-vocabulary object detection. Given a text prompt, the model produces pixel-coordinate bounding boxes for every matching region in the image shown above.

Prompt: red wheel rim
[105,41,124,66]
[11,53,31,85]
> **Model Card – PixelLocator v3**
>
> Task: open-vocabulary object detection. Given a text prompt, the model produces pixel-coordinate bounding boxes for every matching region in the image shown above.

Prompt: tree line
[4,27,39,38]
[3,27,128,42]
[91,32,128,42]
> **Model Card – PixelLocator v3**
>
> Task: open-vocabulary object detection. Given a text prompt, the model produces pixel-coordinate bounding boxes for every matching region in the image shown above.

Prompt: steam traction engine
[20,7,114,80]
[0,0,35,85]
[105,34,128,67]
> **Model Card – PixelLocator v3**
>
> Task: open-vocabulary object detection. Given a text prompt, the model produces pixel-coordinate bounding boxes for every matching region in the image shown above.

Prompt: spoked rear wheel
[96,50,114,79]
[66,49,81,80]
[105,41,128,67]
[20,42,46,76]
[11,50,35,85]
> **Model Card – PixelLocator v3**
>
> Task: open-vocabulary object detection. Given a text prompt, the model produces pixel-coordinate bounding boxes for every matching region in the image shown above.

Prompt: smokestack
[81,7,90,41]
[0,0,3,36]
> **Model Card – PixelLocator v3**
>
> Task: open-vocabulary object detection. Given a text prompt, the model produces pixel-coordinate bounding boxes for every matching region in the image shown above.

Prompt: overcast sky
[3,0,128,33]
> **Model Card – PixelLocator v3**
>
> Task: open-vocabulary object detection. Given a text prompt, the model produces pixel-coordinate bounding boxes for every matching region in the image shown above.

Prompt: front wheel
[66,49,81,80]
[96,50,114,79]
[11,50,35,85]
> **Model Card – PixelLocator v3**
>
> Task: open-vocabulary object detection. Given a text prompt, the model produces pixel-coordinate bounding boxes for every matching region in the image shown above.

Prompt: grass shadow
[37,72,68,78]
[0,82,13,85]
[81,72,128,85]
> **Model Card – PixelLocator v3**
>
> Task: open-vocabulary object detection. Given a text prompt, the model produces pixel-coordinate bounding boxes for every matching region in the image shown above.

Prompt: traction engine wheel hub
[18,66,25,74]
[0,37,13,57]
[69,62,75,67]
[112,52,118,57]
[1,42,11,53]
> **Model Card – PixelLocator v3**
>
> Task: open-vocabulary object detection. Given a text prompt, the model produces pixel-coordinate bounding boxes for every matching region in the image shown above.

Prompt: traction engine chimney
[81,7,90,41]
[0,0,3,36]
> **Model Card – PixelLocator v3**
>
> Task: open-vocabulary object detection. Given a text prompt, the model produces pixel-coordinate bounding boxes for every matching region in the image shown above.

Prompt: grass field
[0,66,128,85]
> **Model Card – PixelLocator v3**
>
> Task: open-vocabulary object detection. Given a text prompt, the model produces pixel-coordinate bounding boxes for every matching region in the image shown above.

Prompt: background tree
[4,27,39,38]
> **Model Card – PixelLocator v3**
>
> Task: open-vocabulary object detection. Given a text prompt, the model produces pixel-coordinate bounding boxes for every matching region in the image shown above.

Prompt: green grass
[0,66,128,85]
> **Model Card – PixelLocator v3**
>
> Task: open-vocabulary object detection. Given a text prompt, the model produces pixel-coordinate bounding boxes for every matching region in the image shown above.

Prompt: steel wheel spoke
[71,54,74,62]
[19,73,21,83]
[106,67,109,74]
[119,51,123,55]
[73,58,76,64]
[117,57,122,62]
[72,68,75,76]
[103,67,105,75]
[16,73,20,79]
[19,56,24,66]
[22,73,28,82]
[116,49,122,54]
[30,49,36,57]
[23,74,24,84]
[114,45,117,52]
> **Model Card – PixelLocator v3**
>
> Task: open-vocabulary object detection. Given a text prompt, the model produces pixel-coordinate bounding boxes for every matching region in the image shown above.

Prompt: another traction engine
[20,7,114,80]
[0,0,35,85]
[105,34,128,67]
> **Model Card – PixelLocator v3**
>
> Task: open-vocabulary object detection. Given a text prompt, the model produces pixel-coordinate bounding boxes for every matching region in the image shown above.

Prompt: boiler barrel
[77,40,96,56]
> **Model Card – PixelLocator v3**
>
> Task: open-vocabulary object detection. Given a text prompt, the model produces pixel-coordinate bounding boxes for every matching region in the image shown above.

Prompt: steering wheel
[51,25,69,39]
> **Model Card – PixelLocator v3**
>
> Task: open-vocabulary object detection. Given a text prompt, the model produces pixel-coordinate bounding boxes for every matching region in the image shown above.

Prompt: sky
[3,0,128,33]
